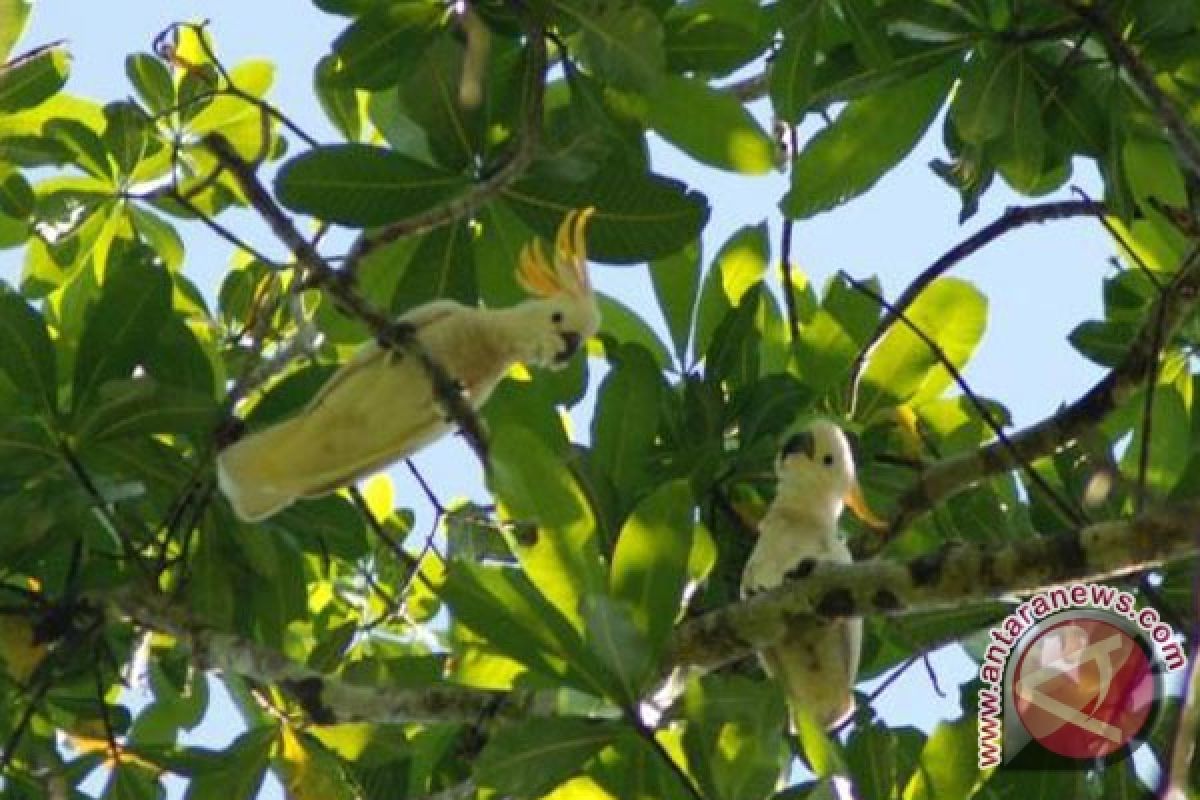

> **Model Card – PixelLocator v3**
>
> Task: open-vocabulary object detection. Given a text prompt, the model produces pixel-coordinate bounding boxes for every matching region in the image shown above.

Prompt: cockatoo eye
[551,311,564,324]
[822,454,834,467]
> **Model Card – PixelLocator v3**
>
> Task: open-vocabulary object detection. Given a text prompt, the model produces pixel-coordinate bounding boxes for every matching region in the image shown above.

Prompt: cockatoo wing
[217,302,470,521]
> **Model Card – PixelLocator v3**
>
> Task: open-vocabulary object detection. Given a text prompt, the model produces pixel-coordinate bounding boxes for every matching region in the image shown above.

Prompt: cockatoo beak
[844,481,886,532]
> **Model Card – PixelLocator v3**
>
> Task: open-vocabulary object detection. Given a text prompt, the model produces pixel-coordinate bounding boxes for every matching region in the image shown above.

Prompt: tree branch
[849,199,1107,393]
[339,26,547,276]
[106,589,554,726]
[202,133,490,465]
[89,498,1200,729]
[1064,0,1200,178]
[881,245,1200,539]
[667,500,1199,673]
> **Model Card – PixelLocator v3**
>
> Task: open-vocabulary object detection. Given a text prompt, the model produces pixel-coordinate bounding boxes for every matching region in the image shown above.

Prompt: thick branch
[668,500,1199,672]
[1065,0,1200,178]
[107,590,553,725]
[883,245,1200,538]
[340,27,547,274]
[849,199,1106,391]
[203,134,490,465]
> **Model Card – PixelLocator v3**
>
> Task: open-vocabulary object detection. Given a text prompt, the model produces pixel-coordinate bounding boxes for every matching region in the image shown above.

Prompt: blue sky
[2,2,1133,795]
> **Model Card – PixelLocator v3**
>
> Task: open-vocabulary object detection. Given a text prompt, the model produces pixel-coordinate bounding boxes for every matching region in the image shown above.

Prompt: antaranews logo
[977,583,1186,770]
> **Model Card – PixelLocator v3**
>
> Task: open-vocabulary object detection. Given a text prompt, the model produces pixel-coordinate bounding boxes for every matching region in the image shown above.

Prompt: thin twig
[407,460,447,516]
[839,272,1086,535]
[1064,0,1200,178]
[848,199,1106,398]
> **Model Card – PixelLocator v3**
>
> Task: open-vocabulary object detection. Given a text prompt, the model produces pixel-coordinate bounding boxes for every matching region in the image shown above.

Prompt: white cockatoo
[217,208,601,522]
[740,419,881,730]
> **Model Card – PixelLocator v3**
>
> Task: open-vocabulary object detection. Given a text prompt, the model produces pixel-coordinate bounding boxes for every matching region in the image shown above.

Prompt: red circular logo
[1012,617,1155,759]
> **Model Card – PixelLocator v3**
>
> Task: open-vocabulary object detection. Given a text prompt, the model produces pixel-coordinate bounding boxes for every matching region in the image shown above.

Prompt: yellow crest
[515,207,595,299]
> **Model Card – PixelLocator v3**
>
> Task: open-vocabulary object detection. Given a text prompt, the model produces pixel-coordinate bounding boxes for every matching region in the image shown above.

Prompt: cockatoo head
[512,208,601,369]
[776,419,884,529]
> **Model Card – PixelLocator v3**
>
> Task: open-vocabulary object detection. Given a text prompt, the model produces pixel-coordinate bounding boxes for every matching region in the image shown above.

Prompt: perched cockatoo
[740,419,881,730]
[217,208,601,522]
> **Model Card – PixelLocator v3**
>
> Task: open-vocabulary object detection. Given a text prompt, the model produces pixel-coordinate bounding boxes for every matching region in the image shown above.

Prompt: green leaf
[795,710,847,777]
[859,277,987,413]
[102,101,160,177]
[581,594,654,704]
[644,74,775,174]
[771,2,823,122]
[326,3,442,89]
[270,495,368,562]
[1123,135,1188,208]
[704,283,767,388]
[475,718,621,798]
[275,144,468,227]
[72,246,172,415]
[0,415,57,481]
[0,283,56,414]
[953,46,1027,145]
[0,0,31,63]
[592,730,695,800]
[502,157,710,264]
[1120,377,1192,497]
[902,711,980,800]
[489,425,605,626]
[314,55,363,142]
[664,2,770,77]
[794,273,880,396]
[592,344,667,500]
[564,0,666,91]
[74,378,217,444]
[125,53,175,115]
[694,222,769,359]
[1068,319,1137,368]
[845,723,925,800]
[649,240,701,365]
[184,726,276,800]
[991,52,1045,193]
[609,479,693,652]
[103,764,161,800]
[0,43,70,114]
[128,204,185,271]
[440,560,597,688]
[783,59,955,218]
[596,293,672,369]
[0,165,33,218]
[187,59,277,160]
[681,675,787,800]
[391,219,476,311]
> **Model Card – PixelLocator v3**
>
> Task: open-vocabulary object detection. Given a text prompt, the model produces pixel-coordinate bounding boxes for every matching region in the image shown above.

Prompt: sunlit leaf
[859,277,987,414]
[0,43,70,113]
[609,479,693,652]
